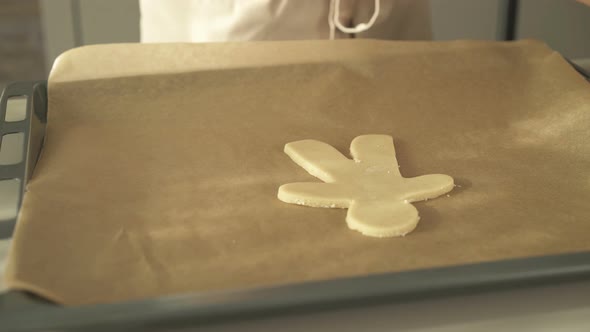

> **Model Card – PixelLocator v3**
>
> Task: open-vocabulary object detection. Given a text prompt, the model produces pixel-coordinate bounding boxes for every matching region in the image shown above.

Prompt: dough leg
[284,140,353,182]
[350,135,400,176]
[278,183,353,208]
[403,174,454,202]
[346,200,419,237]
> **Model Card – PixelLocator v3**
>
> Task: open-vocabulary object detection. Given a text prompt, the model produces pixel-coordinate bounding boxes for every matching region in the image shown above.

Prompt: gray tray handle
[0,81,47,239]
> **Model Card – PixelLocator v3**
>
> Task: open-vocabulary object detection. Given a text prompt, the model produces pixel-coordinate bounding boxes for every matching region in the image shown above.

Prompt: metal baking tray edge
[0,81,47,239]
[0,62,589,331]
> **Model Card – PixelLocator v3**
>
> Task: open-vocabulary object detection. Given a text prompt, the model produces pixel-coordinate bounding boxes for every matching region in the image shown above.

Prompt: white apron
[139,0,432,42]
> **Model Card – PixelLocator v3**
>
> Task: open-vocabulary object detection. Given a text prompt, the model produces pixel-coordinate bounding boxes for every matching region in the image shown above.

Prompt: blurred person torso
[140,0,432,42]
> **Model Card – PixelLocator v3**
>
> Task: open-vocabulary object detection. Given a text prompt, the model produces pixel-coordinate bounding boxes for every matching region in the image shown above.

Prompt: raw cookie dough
[278,135,454,237]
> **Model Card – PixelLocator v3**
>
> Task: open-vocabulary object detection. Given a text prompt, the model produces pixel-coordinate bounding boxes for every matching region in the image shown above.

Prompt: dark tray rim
[2,251,590,331]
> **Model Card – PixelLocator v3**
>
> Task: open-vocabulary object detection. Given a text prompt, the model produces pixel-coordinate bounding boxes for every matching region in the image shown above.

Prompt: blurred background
[0,0,589,90]
[0,0,45,90]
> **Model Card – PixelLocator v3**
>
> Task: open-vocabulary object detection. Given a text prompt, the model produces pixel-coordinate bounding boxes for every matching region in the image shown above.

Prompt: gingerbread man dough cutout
[278,135,454,237]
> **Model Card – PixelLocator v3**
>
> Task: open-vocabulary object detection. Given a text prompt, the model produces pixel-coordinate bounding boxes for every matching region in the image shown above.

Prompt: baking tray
[0,61,589,330]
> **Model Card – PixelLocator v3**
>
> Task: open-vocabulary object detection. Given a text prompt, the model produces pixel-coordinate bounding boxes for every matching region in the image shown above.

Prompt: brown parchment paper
[4,40,590,305]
